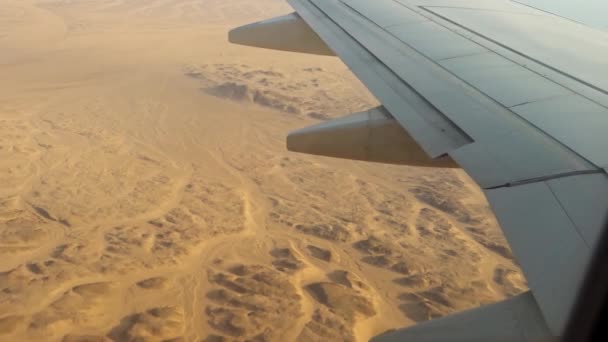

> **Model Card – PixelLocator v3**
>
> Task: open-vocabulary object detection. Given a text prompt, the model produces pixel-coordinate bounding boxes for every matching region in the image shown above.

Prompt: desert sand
[0,1,526,341]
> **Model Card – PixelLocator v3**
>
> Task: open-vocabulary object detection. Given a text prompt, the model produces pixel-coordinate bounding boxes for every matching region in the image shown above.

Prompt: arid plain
[0,0,526,341]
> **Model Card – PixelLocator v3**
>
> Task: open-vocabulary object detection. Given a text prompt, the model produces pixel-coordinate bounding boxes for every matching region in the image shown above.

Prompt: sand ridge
[0,0,526,341]
[184,63,375,120]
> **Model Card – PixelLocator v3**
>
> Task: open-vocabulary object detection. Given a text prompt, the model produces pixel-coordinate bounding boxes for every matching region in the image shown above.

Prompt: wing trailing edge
[373,291,556,342]
[287,106,458,167]
[228,13,335,56]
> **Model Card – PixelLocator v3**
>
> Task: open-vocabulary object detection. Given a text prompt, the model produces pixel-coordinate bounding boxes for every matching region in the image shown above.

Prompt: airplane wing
[229,0,608,340]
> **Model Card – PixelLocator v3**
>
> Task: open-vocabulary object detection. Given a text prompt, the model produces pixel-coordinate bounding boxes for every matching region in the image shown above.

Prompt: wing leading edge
[229,0,608,340]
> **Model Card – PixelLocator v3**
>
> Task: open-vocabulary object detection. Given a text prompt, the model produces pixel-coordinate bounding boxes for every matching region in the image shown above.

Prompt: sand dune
[0,0,525,341]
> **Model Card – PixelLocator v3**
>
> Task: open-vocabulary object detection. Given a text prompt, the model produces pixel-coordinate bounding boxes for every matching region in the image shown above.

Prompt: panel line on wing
[484,170,604,190]
[419,6,608,100]
[546,181,592,249]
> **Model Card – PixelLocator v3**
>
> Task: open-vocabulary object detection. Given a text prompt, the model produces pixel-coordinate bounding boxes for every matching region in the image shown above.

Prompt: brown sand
[0,0,526,341]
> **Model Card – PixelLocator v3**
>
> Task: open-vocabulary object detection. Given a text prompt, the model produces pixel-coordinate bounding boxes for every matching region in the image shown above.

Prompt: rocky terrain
[0,0,525,341]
